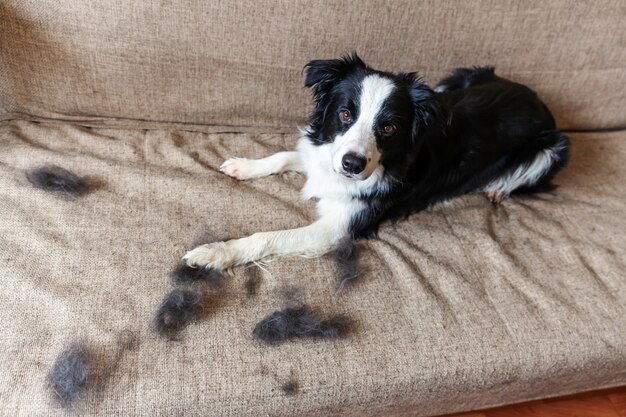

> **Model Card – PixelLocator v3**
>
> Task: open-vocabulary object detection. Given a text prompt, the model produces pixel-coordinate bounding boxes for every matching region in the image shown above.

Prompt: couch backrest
[1,0,624,131]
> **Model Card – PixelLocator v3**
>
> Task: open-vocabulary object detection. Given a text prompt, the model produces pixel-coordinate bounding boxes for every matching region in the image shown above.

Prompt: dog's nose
[341,153,367,175]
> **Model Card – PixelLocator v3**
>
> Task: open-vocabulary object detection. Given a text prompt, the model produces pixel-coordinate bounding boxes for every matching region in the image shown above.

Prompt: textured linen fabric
[1,0,625,131]
[0,120,624,417]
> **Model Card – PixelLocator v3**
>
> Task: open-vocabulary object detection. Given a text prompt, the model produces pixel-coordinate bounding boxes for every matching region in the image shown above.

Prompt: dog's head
[304,53,441,182]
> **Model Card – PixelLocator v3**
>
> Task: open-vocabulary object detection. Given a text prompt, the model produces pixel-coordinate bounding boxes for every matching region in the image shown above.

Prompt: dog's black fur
[304,54,570,238]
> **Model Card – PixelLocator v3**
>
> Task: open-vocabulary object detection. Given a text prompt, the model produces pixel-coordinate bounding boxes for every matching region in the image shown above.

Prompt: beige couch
[1,1,625,416]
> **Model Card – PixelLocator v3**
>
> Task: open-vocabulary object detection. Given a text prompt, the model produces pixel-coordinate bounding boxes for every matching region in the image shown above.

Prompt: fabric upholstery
[1,120,624,416]
[1,0,625,131]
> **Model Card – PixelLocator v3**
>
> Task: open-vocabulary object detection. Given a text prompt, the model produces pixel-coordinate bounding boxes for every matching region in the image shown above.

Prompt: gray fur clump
[153,287,204,338]
[49,343,91,407]
[170,263,224,289]
[252,306,351,343]
[330,238,363,290]
[26,165,88,197]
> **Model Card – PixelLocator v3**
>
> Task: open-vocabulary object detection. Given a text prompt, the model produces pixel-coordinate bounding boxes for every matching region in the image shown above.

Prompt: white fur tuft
[484,140,567,197]
[330,75,395,180]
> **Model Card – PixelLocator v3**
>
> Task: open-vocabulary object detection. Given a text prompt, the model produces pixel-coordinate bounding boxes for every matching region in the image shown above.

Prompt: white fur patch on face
[297,134,390,201]
[331,75,395,180]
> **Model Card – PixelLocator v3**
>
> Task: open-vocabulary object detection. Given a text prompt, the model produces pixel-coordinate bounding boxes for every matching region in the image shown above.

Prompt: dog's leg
[183,220,338,270]
[183,200,359,270]
[220,151,303,180]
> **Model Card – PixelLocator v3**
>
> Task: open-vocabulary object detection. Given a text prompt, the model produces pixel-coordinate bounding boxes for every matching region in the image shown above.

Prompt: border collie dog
[184,53,569,270]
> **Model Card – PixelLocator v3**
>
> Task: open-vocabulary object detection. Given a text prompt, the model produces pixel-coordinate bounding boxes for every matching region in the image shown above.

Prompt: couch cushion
[1,1,625,131]
[0,120,625,416]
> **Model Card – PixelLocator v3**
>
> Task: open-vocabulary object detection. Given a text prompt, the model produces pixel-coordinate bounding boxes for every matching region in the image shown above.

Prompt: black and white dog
[184,53,569,270]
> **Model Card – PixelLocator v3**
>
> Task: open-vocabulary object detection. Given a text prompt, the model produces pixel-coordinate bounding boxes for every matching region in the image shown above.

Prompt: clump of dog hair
[170,263,224,289]
[48,333,138,409]
[281,377,299,396]
[49,343,91,407]
[26,165,88,197]
[330,238,363,291]
[153,287,204,338]
[244,267,261,297]
[252,306,351,343]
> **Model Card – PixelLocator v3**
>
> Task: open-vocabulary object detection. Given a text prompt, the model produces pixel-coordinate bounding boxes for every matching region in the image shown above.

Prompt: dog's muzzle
[341,152,367,175]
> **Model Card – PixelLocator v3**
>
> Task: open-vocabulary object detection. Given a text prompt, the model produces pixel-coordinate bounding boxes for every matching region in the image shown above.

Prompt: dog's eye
[339,109,353,123]
[382,124,396,136]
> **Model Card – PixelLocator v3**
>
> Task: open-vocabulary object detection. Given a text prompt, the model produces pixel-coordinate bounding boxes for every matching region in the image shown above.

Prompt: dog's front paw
[220,158,258,180]
[486,190,508,204]
[183,242,237,270]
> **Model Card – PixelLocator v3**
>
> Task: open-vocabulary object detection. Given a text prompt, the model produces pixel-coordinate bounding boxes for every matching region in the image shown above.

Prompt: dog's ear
[399,72,443,137]
[304,52,366,103]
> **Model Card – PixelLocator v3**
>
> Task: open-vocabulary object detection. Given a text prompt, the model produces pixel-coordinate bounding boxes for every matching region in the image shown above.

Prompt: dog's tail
[434,66,497,92]
[512,130,570,195]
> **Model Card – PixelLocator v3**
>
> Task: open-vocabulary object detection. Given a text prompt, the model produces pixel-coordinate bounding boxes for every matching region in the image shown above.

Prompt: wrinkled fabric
[0,120,624,416]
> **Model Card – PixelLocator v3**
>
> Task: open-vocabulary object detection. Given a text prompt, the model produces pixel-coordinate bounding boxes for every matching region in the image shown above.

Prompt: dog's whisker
[251,260,270,273]
[387,174,406,186]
